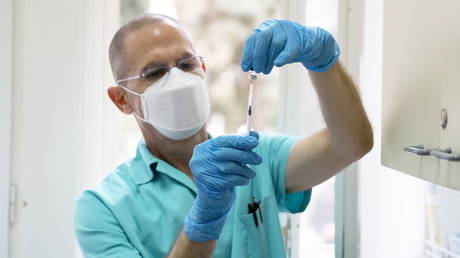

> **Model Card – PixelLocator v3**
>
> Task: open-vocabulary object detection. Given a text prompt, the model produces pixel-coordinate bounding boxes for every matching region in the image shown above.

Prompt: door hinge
[9,183,16,225]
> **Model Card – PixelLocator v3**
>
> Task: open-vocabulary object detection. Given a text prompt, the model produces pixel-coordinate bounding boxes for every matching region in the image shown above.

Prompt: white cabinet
[381,0,460,190]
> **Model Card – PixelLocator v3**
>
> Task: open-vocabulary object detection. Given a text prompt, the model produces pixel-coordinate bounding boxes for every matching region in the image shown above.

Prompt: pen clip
[248,197,262,227]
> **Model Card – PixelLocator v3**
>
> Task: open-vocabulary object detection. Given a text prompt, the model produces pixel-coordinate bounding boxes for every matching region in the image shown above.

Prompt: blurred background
[1,0,460,258]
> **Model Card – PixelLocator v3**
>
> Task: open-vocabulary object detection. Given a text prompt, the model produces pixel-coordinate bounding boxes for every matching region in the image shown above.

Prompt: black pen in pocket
[248,197,263,227]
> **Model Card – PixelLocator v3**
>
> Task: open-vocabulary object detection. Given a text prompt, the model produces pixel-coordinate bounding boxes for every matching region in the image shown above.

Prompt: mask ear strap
[133,112,148,123]
[116,83,147,121]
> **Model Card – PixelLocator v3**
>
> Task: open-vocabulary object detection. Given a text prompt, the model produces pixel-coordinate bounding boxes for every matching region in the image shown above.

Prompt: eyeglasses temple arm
[116,74,142,85]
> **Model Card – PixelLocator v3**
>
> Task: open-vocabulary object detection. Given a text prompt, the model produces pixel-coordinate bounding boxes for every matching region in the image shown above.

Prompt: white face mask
[120,68,210,140]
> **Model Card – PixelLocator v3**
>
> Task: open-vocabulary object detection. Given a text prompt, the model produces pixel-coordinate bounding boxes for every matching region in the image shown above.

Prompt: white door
[10,1,120,257]
[11,1,87,257]
[0,0,13,257]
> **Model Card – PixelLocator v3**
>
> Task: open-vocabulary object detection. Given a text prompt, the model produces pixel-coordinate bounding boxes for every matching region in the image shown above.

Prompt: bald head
[109,13,193,82]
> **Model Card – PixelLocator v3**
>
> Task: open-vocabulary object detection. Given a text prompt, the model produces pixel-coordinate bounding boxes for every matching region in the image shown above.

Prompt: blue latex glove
[241,19,340,74]
[184,132,263,242]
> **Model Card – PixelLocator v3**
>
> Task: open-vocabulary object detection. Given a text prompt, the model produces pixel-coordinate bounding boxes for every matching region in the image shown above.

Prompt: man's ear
[107,86,134,115]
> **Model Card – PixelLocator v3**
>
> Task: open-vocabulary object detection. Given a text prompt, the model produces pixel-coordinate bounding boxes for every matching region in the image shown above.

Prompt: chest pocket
[235,195,286,258]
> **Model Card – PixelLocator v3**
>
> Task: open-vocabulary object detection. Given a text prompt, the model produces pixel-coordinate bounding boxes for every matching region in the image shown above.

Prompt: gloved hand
[241,19,340,74]
[184,132,263,242]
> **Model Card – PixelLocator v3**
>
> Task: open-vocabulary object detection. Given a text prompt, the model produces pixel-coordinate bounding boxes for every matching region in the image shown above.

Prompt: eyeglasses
[117,55,204,85]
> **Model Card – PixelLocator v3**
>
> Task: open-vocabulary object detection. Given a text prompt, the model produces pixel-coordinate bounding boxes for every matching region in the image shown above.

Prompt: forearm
[167,230,216,258]
[308,61,373,158]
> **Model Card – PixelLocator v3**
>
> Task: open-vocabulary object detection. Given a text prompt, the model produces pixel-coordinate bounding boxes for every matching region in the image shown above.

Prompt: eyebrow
[140,52,195,74]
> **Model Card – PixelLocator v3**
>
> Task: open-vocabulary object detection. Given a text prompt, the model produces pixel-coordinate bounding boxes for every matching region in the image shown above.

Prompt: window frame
[278,0,358,257]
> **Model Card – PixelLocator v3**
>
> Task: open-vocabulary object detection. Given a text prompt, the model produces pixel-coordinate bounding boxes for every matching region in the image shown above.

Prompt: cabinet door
[438,0,460,189]
[381,0,460,190]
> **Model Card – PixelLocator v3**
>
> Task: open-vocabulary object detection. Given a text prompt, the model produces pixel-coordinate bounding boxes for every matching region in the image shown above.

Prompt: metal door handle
[430,148,460,161]
[404,145,431,156]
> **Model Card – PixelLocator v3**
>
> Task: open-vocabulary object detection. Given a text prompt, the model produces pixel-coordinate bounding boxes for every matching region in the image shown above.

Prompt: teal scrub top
[74,133,312,258]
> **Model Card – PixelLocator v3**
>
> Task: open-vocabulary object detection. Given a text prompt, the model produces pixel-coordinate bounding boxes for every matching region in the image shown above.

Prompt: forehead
[123,22,195,70]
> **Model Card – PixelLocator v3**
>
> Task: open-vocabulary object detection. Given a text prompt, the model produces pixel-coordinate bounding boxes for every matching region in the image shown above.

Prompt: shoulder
[256,132,300,155]
[75,161,138,214]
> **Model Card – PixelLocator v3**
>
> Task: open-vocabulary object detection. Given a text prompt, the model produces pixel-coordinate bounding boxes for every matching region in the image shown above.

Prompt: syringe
[246,71,259,212]
[245,71,257,135]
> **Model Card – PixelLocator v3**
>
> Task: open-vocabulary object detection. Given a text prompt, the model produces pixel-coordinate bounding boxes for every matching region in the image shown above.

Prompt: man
[74,13,373,258]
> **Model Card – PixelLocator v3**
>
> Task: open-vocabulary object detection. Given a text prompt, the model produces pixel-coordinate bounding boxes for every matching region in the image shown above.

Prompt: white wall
[347,0,428,257]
